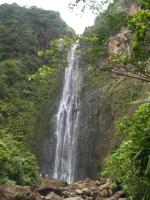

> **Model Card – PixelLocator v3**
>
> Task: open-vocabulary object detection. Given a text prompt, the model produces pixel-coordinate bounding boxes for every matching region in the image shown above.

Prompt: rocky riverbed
[0,177,127,200]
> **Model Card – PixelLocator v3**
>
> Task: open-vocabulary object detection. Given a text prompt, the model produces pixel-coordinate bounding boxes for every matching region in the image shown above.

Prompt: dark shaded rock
[108,189,113,197]
[82,188,92,196]
[34,183,62,196]
[76,85,114,181]
[106,191,126,200]
[38,69,65,178]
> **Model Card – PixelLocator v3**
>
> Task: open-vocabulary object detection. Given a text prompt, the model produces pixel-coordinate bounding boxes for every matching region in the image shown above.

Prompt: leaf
[144,155,150,175]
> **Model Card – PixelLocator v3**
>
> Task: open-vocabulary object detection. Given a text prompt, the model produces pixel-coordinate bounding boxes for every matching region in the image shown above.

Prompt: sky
[0,0,98,34]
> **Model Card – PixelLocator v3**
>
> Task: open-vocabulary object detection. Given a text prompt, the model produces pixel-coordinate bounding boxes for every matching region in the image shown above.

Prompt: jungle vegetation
[78,0,150,199]
[0,3,74,185]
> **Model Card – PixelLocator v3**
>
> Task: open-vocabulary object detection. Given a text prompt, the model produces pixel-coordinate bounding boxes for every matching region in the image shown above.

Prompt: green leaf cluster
[81,0,128,66]
[0,3,73,185]
[0,3,74,61]
[129,9,150,61]
[103,102,150,199]
[0,134,41,185]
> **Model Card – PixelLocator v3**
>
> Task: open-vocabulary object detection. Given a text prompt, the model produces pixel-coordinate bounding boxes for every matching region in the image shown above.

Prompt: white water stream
[53,44,81,183]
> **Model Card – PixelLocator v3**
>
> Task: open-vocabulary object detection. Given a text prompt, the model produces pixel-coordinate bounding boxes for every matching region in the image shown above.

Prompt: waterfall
[53,43,81,183]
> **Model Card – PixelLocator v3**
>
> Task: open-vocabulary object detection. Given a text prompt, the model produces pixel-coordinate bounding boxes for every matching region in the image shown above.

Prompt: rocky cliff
[108,28,131,59]
[74,54,146,180]
[38,25,148,181]
[38,68,65,177]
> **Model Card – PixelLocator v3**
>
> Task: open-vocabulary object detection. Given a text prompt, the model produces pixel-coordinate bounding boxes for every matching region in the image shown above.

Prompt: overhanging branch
[100,68,150,82]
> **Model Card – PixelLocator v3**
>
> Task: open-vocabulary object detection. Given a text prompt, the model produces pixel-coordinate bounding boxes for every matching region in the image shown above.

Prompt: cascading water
[53,43,82,183]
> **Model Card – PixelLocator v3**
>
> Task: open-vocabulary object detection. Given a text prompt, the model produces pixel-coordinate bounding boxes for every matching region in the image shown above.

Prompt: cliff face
[108,28,131,59]
[126,0,138,16]
[76,86,113,180]
[74,56,146,180]
[39,29,147,181]
[38,59,114,181]
[73,25,147,178]
[38,68,65,177]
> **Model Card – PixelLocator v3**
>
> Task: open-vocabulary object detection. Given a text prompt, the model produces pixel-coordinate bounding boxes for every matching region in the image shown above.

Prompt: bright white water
[53,44,81,183]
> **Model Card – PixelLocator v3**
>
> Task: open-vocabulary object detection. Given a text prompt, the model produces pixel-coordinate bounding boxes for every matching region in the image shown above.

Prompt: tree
[103,101,150,199]
[0,134,41,185]
[0,3,74,185]
[80,0,150,82]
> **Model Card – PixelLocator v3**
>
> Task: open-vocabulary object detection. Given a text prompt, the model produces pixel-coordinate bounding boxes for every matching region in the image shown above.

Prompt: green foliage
[81,0,128,66]
[81,33,102,64]
[79,1,150,199]
[103,102,150,199]
[111,54,131,65]
[0,3,74,61]
[0,3,73,185]
[28,36,76,104]
[29,66,56,80]
[0,134,41,185]
[81,0,150,78]
[137,0,150,9]
[0,59,23,98]
[117,0,150,76]
[0,99,38,144]
[37,37,76,68]
[56,180,68,187]
[129,9,150,61]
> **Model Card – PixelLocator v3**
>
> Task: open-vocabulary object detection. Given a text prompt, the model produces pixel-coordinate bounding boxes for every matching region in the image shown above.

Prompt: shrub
[0,134,41,186]
[103,102,150,199]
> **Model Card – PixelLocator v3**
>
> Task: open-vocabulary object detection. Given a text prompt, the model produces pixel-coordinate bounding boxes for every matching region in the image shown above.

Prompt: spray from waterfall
[53,43,82,183]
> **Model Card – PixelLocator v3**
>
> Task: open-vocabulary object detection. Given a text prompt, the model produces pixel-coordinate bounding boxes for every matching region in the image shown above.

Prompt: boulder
[105,191,126,200]
[75,189,83,195]
[34,183,62,196]
[99,179,110,191]
[0,178,127,200]
[62,190,71,198]
[118,199,128,200]
[82,188,92,196]
[108,27,131,59]
[108,189,113,197]
[44,192,62,200]
[99,189,108,197]
[0,184,31,200]
[28,192,43,200]
[64,197,84,200]
[95,194,105,200]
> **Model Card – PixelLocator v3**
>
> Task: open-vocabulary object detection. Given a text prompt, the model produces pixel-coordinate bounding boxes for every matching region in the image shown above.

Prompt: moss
[56,180,68,187]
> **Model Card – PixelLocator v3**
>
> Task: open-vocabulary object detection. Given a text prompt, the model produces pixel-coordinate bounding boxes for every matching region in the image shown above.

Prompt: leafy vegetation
[80,0,150,81]
[103,101,150,199]
[0,3,73,185]
[0,134,41,185]
[77,0,150,199]
[0,2,149,198]
[0,3,74,61]
[80,0,129,67]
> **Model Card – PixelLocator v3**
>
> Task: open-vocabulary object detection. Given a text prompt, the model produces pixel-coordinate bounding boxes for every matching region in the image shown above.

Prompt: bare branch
[100,68,150,82]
